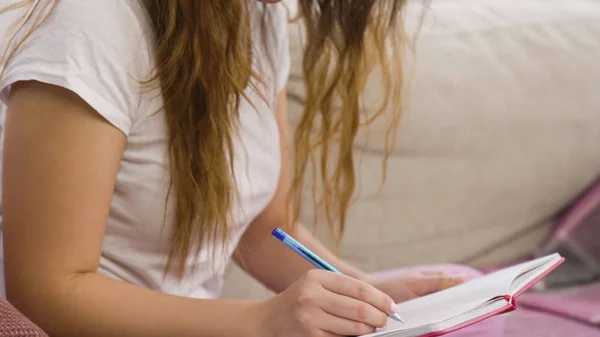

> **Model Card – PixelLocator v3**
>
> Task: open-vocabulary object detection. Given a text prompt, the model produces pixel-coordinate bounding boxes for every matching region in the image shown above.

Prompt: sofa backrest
[285,0,600,269]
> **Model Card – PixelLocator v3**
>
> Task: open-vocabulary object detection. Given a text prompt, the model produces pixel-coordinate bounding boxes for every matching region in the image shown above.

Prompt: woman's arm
[235,90,371,293]
[2,81,262,337]
[237,91,465,300]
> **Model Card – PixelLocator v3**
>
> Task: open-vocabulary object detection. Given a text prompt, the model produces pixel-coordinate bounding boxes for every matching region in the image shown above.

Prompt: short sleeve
[0,0,147,136]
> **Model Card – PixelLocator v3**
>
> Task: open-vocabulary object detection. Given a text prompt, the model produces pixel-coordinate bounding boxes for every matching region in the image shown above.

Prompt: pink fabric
[543,179,600,251]
[518,282,600,326]
[503,308,600,337]
[373,264,505,337]
[0,297,48,337]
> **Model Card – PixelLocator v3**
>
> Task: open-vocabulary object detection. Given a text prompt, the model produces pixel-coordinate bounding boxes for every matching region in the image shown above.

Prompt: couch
[222,1,600,335]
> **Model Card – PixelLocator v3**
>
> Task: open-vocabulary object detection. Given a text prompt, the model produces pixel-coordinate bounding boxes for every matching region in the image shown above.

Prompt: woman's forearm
[235,90,371,292]
[11,272,261,337]
[235,223,371,293]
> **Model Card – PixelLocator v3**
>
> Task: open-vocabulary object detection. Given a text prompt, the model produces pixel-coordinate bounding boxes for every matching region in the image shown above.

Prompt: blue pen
[272,227,405,323]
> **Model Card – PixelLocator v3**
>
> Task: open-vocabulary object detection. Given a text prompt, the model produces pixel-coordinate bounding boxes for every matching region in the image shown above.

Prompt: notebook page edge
[511,254,565,298]
[367,298,510,337]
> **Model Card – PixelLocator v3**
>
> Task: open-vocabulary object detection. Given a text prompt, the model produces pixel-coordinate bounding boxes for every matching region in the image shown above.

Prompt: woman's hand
[369,271,467,303]
[257,269,397,337]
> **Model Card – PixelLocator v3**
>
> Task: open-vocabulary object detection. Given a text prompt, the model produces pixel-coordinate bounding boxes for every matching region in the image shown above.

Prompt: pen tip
[391,313,405,323]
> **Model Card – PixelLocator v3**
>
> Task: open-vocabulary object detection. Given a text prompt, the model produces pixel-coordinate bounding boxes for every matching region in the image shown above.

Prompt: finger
[419,271,465,288]
[442,273,467,288]
[319,273,395,317]
[398,288,419,301]
[419,270,468,284]
[315,330,340,337]
[313,307,379,337]
[319,290,388,329]
[405,274,466,296]
[420,270,447,276]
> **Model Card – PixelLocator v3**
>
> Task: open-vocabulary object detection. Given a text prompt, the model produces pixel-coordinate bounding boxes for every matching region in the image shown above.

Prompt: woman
[0,0,501,336]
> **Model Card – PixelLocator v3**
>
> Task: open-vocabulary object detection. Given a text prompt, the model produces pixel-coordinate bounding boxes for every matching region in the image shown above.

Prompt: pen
[271,227,405,323]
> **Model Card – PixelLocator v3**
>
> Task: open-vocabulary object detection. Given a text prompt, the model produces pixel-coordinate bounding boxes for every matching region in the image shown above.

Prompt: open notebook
[363,253,564,337]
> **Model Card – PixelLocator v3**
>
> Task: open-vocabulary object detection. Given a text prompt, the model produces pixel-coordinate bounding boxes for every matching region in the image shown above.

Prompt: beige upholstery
[221,0,600,300]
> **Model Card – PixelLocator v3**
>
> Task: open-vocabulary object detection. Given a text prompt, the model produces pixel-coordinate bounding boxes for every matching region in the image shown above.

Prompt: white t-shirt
[0,0,290,299]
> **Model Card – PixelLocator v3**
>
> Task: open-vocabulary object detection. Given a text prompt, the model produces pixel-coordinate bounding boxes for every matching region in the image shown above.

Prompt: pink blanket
[518,283,600,326]
[0,297,48,337]
[504,308,600,337]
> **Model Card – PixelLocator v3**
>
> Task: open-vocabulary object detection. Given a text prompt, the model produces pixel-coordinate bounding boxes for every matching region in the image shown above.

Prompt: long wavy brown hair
[1,0,406,278]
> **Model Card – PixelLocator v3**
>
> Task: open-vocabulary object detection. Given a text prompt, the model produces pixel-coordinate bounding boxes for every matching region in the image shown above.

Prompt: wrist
[246,300,274,337]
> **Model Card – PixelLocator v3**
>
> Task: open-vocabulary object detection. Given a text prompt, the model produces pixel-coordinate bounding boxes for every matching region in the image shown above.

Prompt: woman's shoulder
[0,0,154,135]
[3,0,155,81]
[46,0,153,61]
